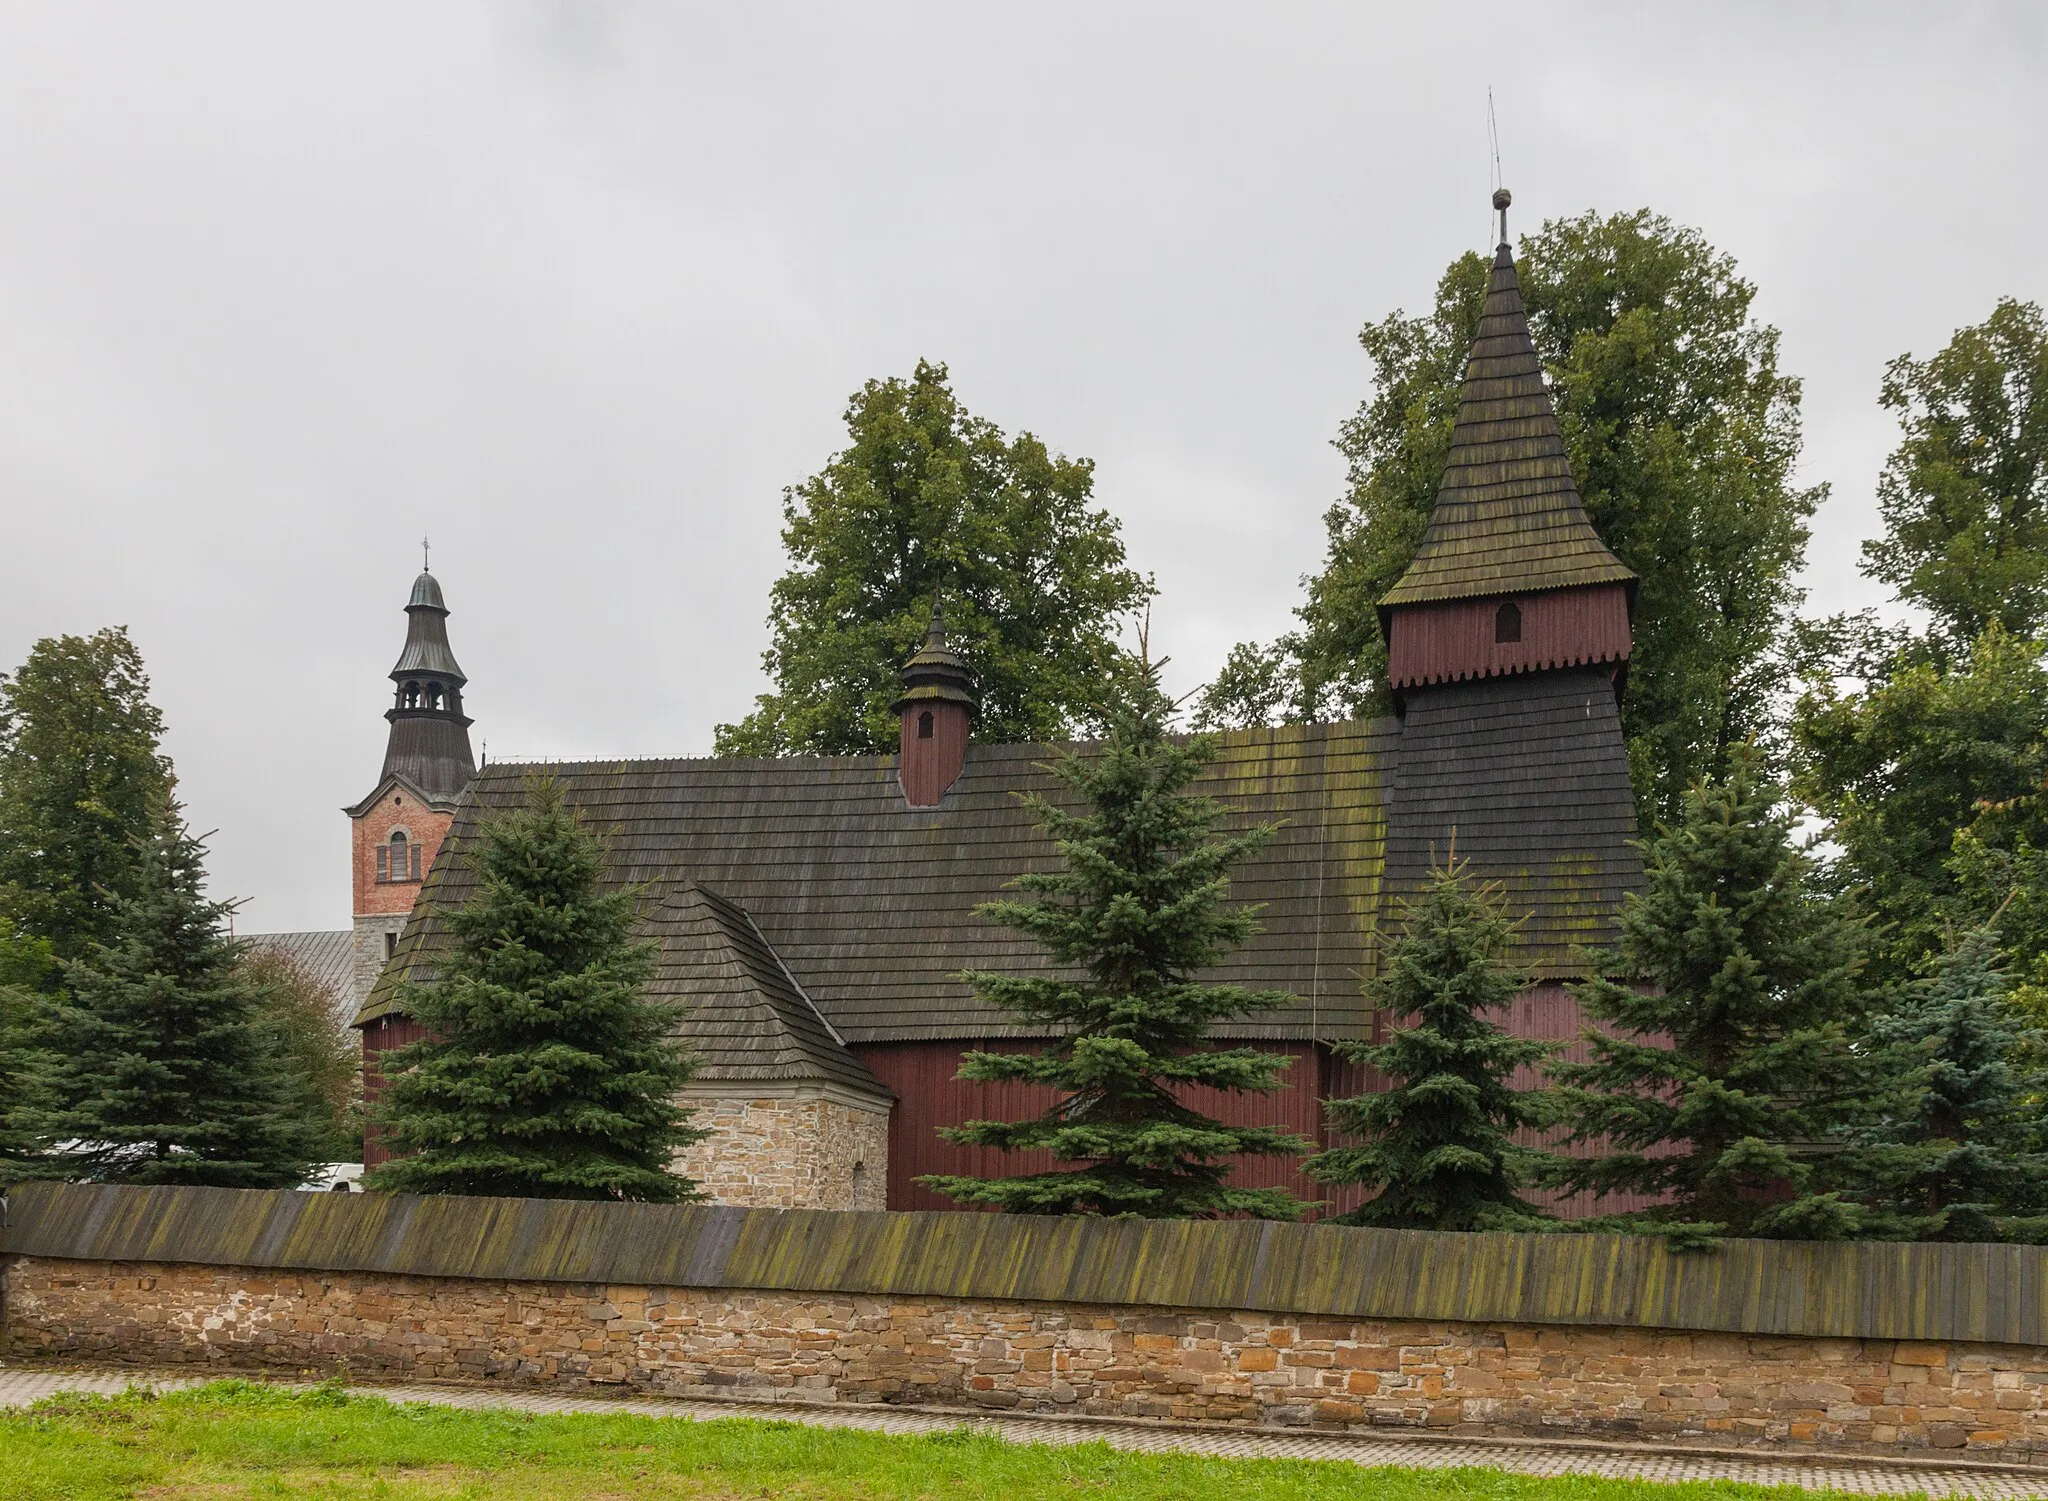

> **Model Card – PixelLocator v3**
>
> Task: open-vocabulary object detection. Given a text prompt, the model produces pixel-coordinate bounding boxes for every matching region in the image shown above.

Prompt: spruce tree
[366,778,705,1201]
[1546,746,1876,1241]
[1307,856,1554,1230]
[919,660,1312,1219]
[16,795,321,1187]
[1856,925,2047,1241]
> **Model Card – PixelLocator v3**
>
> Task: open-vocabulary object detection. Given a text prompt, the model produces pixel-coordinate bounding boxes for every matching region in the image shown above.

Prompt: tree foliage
[1795,624,2048,984]
[0,627,171,975]
[920,661,1311,1219]
[367,778,704,1201]
[1546,747,1876,1241]
[1862,298,2048,658]
[1855,924,2047,1241]
[241,946,363,1163]
[1306,856,1553,1231]
[716,360,1150,756]
[1202,211,1819,830]
[10,796,321,1188]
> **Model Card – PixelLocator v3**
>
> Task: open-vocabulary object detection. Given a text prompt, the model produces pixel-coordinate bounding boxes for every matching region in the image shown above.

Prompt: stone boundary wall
[5,1183,2045,1343]
[9,1257,2048,1461]
[7,1183,2048,1462]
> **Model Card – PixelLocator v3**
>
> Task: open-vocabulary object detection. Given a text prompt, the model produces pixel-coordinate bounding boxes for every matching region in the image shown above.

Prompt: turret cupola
[1379,189,1635,707]
[381,567,476,797]
[890,606,975,807]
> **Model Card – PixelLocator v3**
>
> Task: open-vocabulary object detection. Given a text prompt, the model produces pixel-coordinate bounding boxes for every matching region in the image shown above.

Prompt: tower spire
[1377,191,1634,702]
[1380,195,1632,613]
[380,560,476,797]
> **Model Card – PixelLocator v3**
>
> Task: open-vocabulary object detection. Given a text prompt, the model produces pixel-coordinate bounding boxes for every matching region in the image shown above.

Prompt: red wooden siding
[359,1015,431,1168]
[897,700,972,806]
[852,1040,1332,1214]
[1386,583,1630,690]
[857,984,1665,1222]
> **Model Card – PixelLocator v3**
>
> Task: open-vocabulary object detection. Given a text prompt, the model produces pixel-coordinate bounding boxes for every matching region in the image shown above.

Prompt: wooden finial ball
[1492,187,1512,211]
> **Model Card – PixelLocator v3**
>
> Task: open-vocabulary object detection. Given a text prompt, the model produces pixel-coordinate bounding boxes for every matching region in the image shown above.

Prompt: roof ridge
[1379,235,1633,610]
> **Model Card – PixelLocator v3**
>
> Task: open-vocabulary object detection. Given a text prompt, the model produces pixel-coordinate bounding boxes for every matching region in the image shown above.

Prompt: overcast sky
[1,3,2043,933]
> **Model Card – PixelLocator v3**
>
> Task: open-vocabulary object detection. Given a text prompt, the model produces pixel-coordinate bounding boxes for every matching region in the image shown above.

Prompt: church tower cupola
[343,559,479,1020]
[1378,188,1635,708]
[891,606,975,808]
[382,567,476,797]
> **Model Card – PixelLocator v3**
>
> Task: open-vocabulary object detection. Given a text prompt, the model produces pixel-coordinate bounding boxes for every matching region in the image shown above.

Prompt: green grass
[0,1380,1897,1500]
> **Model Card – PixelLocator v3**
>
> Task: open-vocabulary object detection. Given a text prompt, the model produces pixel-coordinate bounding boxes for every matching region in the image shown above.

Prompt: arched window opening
[917,710,934,740]
[402,681,421,709]
[428,681,446,711]
[1494,601,1522,645]
[385,828,420,882]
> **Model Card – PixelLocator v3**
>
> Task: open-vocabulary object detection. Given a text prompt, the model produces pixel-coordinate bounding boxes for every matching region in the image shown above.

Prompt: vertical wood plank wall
[855,983,1662,1220]
[359,1015,431,1168]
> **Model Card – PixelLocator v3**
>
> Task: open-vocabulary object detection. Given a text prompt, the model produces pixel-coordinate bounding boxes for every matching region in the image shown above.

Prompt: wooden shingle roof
[648,883,891,1098]
[1379,240,1634,609]
[361,721,1397,1046]
[359,689,1645,1057]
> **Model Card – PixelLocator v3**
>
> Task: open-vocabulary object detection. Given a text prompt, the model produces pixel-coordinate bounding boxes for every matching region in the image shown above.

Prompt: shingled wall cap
[1377,230,1635,612]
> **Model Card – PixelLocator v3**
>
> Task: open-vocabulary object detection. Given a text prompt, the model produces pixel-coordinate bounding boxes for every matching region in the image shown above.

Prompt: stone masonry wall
[8,1256,2048,1463]
[673,1093,889,1211]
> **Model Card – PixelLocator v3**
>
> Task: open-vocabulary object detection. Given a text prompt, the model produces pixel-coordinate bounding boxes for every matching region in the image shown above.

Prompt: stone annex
[274,206,1647,1214]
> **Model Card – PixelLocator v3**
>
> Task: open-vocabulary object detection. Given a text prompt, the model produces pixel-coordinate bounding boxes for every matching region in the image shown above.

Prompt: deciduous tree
[716,361,1150,755]
[0,628,170,975]
[1795,624,2048,984]
[1862,298,2048,658]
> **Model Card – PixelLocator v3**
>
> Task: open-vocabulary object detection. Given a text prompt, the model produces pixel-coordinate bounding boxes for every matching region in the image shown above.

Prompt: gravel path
[4,1364,2045,1498]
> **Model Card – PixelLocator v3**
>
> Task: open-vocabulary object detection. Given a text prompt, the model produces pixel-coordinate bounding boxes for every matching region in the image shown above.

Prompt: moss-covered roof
[1379,241,1634,609]
[359,687,1644,1058]
[361,721,1396,1045]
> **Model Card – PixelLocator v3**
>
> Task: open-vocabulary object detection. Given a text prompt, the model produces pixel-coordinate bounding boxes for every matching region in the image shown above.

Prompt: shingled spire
[1379,191,1634,700]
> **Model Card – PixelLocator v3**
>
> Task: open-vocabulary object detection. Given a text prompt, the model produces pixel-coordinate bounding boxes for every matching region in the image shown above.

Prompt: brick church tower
[343,564,476,1010]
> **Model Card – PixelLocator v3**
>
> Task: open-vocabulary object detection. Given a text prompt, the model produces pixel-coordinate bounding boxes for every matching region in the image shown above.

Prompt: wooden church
[349,203,1644,1215]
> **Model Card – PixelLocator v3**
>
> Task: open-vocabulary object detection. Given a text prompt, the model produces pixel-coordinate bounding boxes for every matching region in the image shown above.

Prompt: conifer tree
[919,659,1312,1219]
[367,778,705,1201]
[1307,856,1554,1230]
[15,795,321,1187]
[1856,924,2047,1241]
[0,983,43,1171]
[1546,746,1877,1241]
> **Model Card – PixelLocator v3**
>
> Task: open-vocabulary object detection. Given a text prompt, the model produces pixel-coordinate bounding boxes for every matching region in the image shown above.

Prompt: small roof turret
[889,606,977,714]
[1379,197,1633,613]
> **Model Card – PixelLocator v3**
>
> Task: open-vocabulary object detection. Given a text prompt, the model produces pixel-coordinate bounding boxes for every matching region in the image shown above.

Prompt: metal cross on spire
[422,535,430,572]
